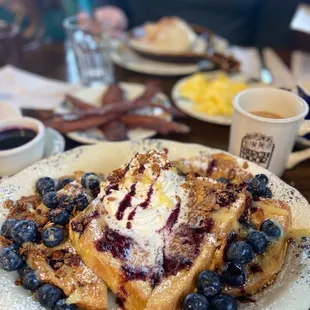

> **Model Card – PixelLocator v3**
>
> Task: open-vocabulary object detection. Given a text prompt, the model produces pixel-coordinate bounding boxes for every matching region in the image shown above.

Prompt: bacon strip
[99,84,128,141]
[132,80,159,104]
[65,94,94,111]
[44,114,117,134]
[101,84,125,106]
[121,115,190,135]
[101,121,128,141]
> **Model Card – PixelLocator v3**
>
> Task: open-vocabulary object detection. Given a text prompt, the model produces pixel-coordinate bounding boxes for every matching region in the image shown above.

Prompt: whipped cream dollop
[99,150,188,233]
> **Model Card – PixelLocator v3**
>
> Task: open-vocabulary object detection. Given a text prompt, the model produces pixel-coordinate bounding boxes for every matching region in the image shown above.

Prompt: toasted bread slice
[69,152,248,310]
[3,172,108,309]
[25,242,108,310]
[174,152,253,185]
[224,199,292,296]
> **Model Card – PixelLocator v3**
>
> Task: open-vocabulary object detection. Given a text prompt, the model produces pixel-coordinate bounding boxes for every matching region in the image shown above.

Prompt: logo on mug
[239,132,275,168]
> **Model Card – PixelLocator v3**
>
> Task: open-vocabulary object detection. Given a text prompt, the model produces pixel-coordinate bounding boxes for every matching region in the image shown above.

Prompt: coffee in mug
[250,111,283,119]
[229,88,310,176]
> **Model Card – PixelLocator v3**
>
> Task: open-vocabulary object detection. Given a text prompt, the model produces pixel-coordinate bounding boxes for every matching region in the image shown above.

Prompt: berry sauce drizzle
[164,202,180,231]
[115,183,136,220]
[105,183,119,195]
[95,229,132,260]
[206,159,217,177]
[126,185,154,228]
[138,165,145,174]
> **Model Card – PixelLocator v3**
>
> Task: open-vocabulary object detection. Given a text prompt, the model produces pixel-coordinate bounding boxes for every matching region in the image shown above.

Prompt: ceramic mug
[229,88,310,176]
[0,117,45,176]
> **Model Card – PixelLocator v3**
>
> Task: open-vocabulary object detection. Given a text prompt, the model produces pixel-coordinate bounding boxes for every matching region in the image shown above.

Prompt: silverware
[258,48,273,85]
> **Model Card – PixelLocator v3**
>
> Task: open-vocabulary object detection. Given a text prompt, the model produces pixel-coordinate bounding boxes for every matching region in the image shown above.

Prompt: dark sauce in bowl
[0,128,37,151]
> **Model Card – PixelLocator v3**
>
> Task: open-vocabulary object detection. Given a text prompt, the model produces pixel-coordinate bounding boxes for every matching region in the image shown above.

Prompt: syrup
[0,127,37,150]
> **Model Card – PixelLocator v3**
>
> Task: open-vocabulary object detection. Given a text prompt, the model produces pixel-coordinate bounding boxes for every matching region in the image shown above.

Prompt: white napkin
[290,4,310,34]
[231,47,295,89]
[0,65,80,110]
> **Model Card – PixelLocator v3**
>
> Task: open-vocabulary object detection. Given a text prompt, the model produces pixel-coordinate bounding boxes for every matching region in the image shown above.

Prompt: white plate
[56,82,172,144]
[172,72,267,126]
[0,139,310,310]
[110,44,214,76]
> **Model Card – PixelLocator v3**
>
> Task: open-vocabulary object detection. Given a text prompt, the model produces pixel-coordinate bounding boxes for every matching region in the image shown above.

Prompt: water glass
[0,22,21,67]
[63,16,114,86]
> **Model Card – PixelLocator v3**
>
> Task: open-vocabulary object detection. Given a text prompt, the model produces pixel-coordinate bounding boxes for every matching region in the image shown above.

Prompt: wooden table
[20,43,310,202]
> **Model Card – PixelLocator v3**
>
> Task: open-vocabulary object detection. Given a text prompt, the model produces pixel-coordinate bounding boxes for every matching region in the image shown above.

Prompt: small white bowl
[0,117,45,176]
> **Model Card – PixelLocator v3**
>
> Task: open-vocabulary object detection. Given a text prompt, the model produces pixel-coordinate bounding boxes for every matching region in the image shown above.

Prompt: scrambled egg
[179,73,247,116]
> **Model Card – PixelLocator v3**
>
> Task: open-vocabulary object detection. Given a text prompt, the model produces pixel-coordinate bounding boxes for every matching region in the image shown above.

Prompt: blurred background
[0,0,309,80]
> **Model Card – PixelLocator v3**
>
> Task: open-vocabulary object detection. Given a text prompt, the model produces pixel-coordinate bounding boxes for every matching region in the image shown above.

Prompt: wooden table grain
[20,43,310,202]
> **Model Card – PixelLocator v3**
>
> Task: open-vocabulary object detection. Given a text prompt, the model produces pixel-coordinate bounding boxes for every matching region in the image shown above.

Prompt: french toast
[69,150,290,310]
[25,241,107,310]
[1,172,108,310]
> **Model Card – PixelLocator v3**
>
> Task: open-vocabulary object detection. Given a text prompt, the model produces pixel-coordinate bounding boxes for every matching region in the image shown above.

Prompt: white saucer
[44,127,65,158]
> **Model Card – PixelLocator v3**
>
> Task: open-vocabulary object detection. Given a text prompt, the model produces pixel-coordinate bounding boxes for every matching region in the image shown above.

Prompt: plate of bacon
[44,81,189,144]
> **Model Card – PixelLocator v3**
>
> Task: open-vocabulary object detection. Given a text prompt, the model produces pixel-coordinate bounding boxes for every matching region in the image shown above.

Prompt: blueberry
[8,243,20,253]
[196,270,222,297]
[221,262,246,287]
[260,219,283,240]
[255,174,269,184]
[246,178,266,197]
[54,299,78,310]
[42,191,58,209]
[226,241,254,264]
[74,193,89,211]
[246,231,268,254]
[22,270,40,291]
[37,284,63,308]
[58,195,74,214]
[261,187,272,199]
[81,173,101,190]
[57,178,73,190]
[11,220,37,244]
[210,294,238,310]
[42,227,64,248]
[18,264,32,278]
[0,247,23,271]
[1,219,18,238]
[36,177,56,197]
[216,177,230,185]
[48,209,69,226]
[182,293,209,310]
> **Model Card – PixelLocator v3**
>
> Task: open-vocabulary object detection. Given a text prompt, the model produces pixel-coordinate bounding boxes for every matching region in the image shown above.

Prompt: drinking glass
[63,16,114,86]
[0,21,21,67]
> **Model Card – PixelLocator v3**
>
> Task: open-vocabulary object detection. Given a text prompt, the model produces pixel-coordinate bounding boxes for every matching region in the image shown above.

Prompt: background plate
[111,44,214,76]
[172,72,267,126]
[56,82,171,144]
